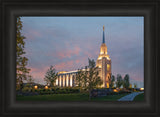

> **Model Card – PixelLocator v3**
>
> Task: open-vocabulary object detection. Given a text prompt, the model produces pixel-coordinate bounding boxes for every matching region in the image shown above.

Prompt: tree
[75,66,88,90]
[129,84,132,88]
[16,17,30,90]
[75,69,83,88]
[87,58,103,100]
[27,75,34,83]
[134,83,137,88]
[116,74,123,88]
[82,66,88,89]
[27,75,34,87]
[110,75,115,88]
[44,65,58,87]
[123,74,130,89]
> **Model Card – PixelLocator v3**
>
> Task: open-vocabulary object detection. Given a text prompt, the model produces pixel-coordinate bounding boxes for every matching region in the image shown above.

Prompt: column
[66,74,68,87]
[63,75,65,87]
[56,78,58,86]
[59,75,61,87]
[70,74,72,87]
[58,76,60,86]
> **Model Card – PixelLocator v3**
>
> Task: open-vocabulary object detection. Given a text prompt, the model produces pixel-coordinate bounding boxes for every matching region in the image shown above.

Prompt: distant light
[140,88,144,91]
[113,89,118,92]
[45,86,48,89]
[34,85,38,89]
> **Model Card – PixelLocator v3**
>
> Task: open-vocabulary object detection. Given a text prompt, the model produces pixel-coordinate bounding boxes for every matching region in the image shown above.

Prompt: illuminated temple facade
[55,26,111,88]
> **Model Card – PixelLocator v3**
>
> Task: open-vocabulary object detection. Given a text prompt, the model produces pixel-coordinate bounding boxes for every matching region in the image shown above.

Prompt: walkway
[118,92,144,101]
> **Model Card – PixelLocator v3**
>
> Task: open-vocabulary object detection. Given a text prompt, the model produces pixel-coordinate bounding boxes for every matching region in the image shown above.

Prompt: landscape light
[34,85,38,89]
[45,86,48,89]
[140,88,144,91]
[113,89,118,92]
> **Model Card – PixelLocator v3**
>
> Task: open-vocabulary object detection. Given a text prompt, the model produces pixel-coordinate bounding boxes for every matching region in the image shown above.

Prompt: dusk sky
[21,17,144,88]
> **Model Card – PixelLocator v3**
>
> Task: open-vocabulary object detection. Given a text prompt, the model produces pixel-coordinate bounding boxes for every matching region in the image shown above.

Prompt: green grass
[133,93,144,101]
[91,93,128,101]
[17,93,89,101]
[16,93,129,101]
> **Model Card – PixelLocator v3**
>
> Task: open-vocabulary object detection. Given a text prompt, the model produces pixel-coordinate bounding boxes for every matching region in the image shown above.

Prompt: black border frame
[1,0,159,117]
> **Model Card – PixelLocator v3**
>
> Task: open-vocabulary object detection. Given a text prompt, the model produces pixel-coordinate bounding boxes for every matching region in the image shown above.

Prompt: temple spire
[103,25,105,43]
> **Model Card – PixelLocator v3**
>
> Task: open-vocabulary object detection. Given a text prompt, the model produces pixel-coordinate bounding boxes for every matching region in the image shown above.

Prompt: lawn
[16,93,129,101]
[133,93,144,101]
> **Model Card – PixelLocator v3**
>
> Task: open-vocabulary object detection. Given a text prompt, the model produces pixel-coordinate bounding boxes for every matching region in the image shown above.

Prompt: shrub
[22,87,29,92]
[58,90,63,94]
[16,85,20,91]
[34,89,38,92]
[51,88,55,92]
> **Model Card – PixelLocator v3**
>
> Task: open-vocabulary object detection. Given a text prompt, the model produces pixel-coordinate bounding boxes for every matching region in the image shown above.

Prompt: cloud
[55,46,81,59]
[23,29,42,40]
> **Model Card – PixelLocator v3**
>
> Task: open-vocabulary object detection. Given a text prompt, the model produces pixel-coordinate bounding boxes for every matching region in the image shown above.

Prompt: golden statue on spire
[103,25,105,31]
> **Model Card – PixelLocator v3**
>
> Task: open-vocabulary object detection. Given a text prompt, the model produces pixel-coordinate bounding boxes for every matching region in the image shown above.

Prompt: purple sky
[21,17,144,88]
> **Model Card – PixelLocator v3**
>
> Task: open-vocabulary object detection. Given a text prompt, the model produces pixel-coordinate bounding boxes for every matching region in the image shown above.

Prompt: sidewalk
[118,92,144,101]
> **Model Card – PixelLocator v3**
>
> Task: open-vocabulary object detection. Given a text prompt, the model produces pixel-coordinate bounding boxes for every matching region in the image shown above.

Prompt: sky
[21,17,144,88]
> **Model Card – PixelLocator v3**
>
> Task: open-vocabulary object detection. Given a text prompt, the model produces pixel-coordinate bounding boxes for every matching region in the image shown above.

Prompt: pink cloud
[55,61,74,71]
[29,66,49,79]
[75,59,80,63]
[55,46,81,59]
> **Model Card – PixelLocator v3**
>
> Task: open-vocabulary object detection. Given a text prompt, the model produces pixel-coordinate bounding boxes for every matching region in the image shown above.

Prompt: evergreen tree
[110,75,115,88]
[116,74,123,88]
[44,65,58,87]
[16,17,30,90]
[27,75,34,87]
[134,83,137,88]
[123,74,130,89]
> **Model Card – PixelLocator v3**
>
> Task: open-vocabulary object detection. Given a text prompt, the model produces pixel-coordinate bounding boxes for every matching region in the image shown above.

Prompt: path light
[34,85,38,89]
[113,89,118,92]
[140,88,144,91]
[45,86,48,89]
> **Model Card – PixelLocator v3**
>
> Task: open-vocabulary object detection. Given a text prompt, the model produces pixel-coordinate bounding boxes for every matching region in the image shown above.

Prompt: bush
[35,89,38,92]
[110,92,118,95]
[51,88,55,92]
[37,87,81,95]
[16,85,20,91]
[40,91,45,95]
[22,87,29,92]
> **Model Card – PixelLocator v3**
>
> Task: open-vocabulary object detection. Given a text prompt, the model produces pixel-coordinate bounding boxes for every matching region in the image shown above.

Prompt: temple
[55,26,111,88]
[96,25,111,88]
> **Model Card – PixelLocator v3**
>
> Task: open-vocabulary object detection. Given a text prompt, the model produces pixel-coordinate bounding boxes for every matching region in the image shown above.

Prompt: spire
[103,25,105,43]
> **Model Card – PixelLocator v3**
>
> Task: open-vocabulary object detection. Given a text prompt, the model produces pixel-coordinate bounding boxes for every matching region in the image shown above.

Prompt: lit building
[56,26,111,88]
[96,26,111,88]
